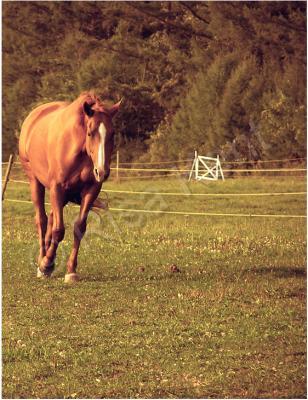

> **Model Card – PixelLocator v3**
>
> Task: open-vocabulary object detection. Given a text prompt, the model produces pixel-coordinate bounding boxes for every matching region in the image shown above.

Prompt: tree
[3,1,306,162]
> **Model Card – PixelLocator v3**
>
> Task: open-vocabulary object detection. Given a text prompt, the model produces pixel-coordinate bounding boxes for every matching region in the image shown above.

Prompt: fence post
[195,150,198,180]
[2,154,14,200]
[116,150,120,183]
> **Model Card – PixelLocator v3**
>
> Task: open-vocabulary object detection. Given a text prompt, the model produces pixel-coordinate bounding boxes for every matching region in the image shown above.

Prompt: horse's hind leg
[40,183,65,275]
[29,179,49,277]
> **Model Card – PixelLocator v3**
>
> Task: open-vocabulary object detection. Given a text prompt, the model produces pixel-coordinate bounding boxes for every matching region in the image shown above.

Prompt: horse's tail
[91,197,108,210]
[68,194,108,211]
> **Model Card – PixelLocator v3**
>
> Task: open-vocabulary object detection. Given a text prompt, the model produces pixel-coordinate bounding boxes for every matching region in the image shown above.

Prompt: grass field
[2,173,307,398]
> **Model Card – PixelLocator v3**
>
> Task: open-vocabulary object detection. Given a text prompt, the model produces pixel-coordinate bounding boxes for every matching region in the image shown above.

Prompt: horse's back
[19,102,68,159]
[19,101,69,186]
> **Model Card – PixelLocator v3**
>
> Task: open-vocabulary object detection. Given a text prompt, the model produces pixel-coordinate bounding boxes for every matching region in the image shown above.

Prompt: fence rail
[2,155,306,182]
[3,156,306,166]
[2,168,306,198]
[5,179,306,198]
[118,157,307,166]
[112,167,307,173]
[4,164,307,173]
[3,198,306,219]
[2,154,306,221]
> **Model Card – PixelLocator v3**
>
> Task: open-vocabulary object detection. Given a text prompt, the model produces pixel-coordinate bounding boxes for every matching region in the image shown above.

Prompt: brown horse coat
[19,92,121,281]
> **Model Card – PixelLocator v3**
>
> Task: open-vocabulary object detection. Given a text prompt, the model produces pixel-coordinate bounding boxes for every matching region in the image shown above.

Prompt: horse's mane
[76,91,101,106]
[74,91,111,114]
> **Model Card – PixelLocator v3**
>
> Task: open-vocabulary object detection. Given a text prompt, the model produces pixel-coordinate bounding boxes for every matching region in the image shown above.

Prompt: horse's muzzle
[94,168,109,183]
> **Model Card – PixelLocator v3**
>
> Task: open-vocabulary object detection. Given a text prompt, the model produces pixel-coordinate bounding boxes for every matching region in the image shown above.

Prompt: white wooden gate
[188,151,224,181]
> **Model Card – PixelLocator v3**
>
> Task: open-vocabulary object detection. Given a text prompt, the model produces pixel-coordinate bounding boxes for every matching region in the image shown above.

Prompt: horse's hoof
[40,256,55,270]
[37,267,53,279]
[38,259,55,278]
[64,273,80,283]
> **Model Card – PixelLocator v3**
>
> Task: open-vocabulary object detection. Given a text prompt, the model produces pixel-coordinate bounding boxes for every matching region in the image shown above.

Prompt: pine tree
[3,1,306,161]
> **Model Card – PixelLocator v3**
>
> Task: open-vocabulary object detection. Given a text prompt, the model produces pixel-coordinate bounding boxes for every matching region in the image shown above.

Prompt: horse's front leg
[65,184,102,283]
[39,184,65,277]
[45,210,53,252]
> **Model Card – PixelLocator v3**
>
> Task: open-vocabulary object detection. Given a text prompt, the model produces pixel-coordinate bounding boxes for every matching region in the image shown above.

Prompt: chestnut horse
[19,92,121,282]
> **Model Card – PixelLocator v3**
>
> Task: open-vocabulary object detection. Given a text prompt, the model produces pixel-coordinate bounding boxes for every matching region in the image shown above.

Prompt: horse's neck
[60,102,87,153]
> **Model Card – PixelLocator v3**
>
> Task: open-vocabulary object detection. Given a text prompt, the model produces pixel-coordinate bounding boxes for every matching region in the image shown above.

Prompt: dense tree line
[3,1,306,162]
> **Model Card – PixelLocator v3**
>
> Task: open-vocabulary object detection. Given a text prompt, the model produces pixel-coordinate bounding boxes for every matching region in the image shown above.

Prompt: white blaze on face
[98,122,106,171]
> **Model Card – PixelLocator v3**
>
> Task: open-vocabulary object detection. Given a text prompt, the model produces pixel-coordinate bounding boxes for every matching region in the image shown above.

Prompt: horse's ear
[109,99,122,118]
[83,102,95,117]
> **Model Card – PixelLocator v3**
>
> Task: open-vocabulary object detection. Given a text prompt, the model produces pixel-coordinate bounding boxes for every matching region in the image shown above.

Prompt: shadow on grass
[39,265,306,285]
[251,266,306,278]
[80,273,189,283]
[72,268,216,284]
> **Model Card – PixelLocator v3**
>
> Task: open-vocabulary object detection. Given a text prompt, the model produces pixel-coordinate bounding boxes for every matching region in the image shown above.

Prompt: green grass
[2,174,307,398]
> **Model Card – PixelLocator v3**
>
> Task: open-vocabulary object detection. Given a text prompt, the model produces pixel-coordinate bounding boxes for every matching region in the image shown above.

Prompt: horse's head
[83,99,121,183]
